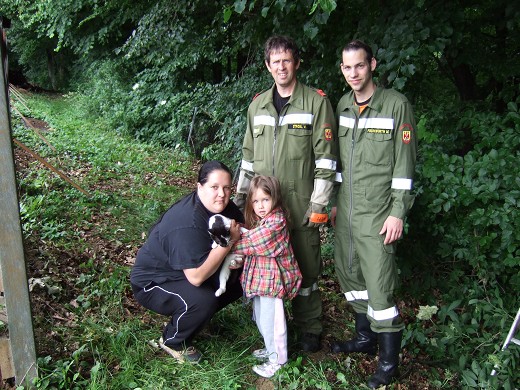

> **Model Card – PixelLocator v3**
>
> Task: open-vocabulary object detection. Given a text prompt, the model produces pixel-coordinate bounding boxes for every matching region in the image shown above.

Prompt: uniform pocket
[378,233,396,254]
[253,126,266,162]
[338,126,350,138]
[286,127,312,160]
[364,132,393,166]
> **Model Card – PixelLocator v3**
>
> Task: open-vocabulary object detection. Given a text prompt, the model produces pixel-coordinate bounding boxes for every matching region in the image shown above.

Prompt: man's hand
[302,202,328,228]
[233,193,246,213]
[330,206,337,227]
[379,216,403,245]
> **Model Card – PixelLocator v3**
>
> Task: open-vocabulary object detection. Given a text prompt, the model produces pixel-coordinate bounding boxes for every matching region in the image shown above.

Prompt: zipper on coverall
[272,104,290,176]
[348,114,359,273]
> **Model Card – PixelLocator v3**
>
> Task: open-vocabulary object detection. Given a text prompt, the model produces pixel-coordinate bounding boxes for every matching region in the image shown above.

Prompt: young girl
[232,175,302,378]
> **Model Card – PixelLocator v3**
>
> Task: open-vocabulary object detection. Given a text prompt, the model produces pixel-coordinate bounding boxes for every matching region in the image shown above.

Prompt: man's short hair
[264,35,300,64]
[343,40,374,63]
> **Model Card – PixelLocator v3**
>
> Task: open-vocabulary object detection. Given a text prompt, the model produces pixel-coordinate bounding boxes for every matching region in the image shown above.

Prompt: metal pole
[0,20,38,386]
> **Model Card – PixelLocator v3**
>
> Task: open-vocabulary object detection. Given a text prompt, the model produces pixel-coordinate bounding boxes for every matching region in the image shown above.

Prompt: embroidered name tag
[367,128,391,134]
[288,123,312,131]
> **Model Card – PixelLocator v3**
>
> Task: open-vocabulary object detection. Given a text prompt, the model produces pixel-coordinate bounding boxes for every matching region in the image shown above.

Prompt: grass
[8,90,458,389]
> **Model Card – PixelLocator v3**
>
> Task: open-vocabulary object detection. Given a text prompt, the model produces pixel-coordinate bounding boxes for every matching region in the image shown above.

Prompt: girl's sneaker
[252,348,270,360]
[252,361,282,378]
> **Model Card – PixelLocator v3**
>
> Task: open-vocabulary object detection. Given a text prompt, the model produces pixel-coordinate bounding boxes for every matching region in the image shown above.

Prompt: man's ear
[370,57,377,72]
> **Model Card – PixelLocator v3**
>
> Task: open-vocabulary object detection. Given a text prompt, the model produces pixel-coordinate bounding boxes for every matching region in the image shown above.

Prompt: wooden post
[0,20,38,387]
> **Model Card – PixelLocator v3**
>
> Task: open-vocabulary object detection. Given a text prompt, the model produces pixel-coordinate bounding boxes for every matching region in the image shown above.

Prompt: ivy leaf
[223,7,232,23]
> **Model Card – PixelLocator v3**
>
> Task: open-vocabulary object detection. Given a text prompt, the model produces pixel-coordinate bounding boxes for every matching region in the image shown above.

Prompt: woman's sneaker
[252,348,270,360]
[252,361,282,378]
[158,337,202,364]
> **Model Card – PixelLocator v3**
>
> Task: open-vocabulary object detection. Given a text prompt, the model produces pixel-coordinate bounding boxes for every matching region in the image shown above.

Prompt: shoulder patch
[316,89,326,97]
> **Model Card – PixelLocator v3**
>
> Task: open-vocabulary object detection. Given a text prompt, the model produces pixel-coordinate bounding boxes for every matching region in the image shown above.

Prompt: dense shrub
[78,56,269,170]
[398,99,520,388]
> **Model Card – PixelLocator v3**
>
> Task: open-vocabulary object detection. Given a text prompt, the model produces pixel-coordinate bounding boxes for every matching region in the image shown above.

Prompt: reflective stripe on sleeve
[241,160,254,173]
[335,172,343,183]
[315,158,337,171]
[345,290,369,301]
[298,282,319,296]
[367,305,399,321]
[391,178,412,190]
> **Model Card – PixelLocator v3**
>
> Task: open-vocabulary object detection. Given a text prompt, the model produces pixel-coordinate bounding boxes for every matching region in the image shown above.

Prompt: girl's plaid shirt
[233,209,302,299]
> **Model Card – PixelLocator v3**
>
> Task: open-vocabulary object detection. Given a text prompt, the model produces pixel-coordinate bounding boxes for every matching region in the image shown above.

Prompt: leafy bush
[78,55,268,169]
[399,99,520,388]
[412,100,519,298]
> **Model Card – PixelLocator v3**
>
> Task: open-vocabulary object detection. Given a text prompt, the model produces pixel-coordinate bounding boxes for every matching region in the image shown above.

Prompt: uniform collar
[340,86,384,114]
[258,80,305,111]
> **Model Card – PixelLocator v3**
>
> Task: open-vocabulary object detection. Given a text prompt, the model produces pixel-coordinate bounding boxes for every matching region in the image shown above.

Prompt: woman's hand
[229,219,242,244]
[184,219,242,286]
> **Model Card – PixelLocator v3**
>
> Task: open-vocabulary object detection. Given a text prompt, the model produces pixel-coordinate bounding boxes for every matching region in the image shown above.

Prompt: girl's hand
[228,254,244,269]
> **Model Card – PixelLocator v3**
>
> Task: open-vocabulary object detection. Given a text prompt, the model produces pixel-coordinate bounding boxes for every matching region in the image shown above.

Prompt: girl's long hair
[244,175,289,228]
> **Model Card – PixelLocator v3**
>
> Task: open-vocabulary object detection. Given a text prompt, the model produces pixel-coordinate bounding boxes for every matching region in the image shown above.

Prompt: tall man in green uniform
[235,35,337,352]
[330,40,417,388]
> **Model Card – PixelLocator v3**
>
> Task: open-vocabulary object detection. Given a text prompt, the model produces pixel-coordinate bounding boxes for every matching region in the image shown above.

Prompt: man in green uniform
[330,40,417,388]
[235,35,337,352]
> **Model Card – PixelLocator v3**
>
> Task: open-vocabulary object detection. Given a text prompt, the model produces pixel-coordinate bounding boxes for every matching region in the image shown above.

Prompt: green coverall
[236,81,337,335]
[334,87,417,333]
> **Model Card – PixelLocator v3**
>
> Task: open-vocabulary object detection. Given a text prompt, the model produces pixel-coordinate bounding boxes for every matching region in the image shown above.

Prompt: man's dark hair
[342,40,374,63]
[264,35,300,64]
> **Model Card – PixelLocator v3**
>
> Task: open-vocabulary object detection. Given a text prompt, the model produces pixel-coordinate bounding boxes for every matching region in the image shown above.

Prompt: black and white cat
[208,214,248,297]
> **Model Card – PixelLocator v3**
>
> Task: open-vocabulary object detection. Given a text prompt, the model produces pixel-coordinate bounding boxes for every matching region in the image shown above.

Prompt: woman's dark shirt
[130,191,244,288]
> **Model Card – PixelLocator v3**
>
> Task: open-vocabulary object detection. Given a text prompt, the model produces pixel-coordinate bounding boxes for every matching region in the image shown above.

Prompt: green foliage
[4,1,520,388]
[32,346,90,389]
[410,101,520,295]
[276,356,361,389]
[397,98,520,388]
[403,294,519,389]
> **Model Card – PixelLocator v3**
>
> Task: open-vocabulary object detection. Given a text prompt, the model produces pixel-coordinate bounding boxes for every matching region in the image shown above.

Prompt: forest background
[0,0,519,389]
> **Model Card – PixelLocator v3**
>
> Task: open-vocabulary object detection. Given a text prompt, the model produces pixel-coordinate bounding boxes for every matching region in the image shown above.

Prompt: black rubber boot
[331,313,378,355]
[367,330,403,389]
[299,332,321,352]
